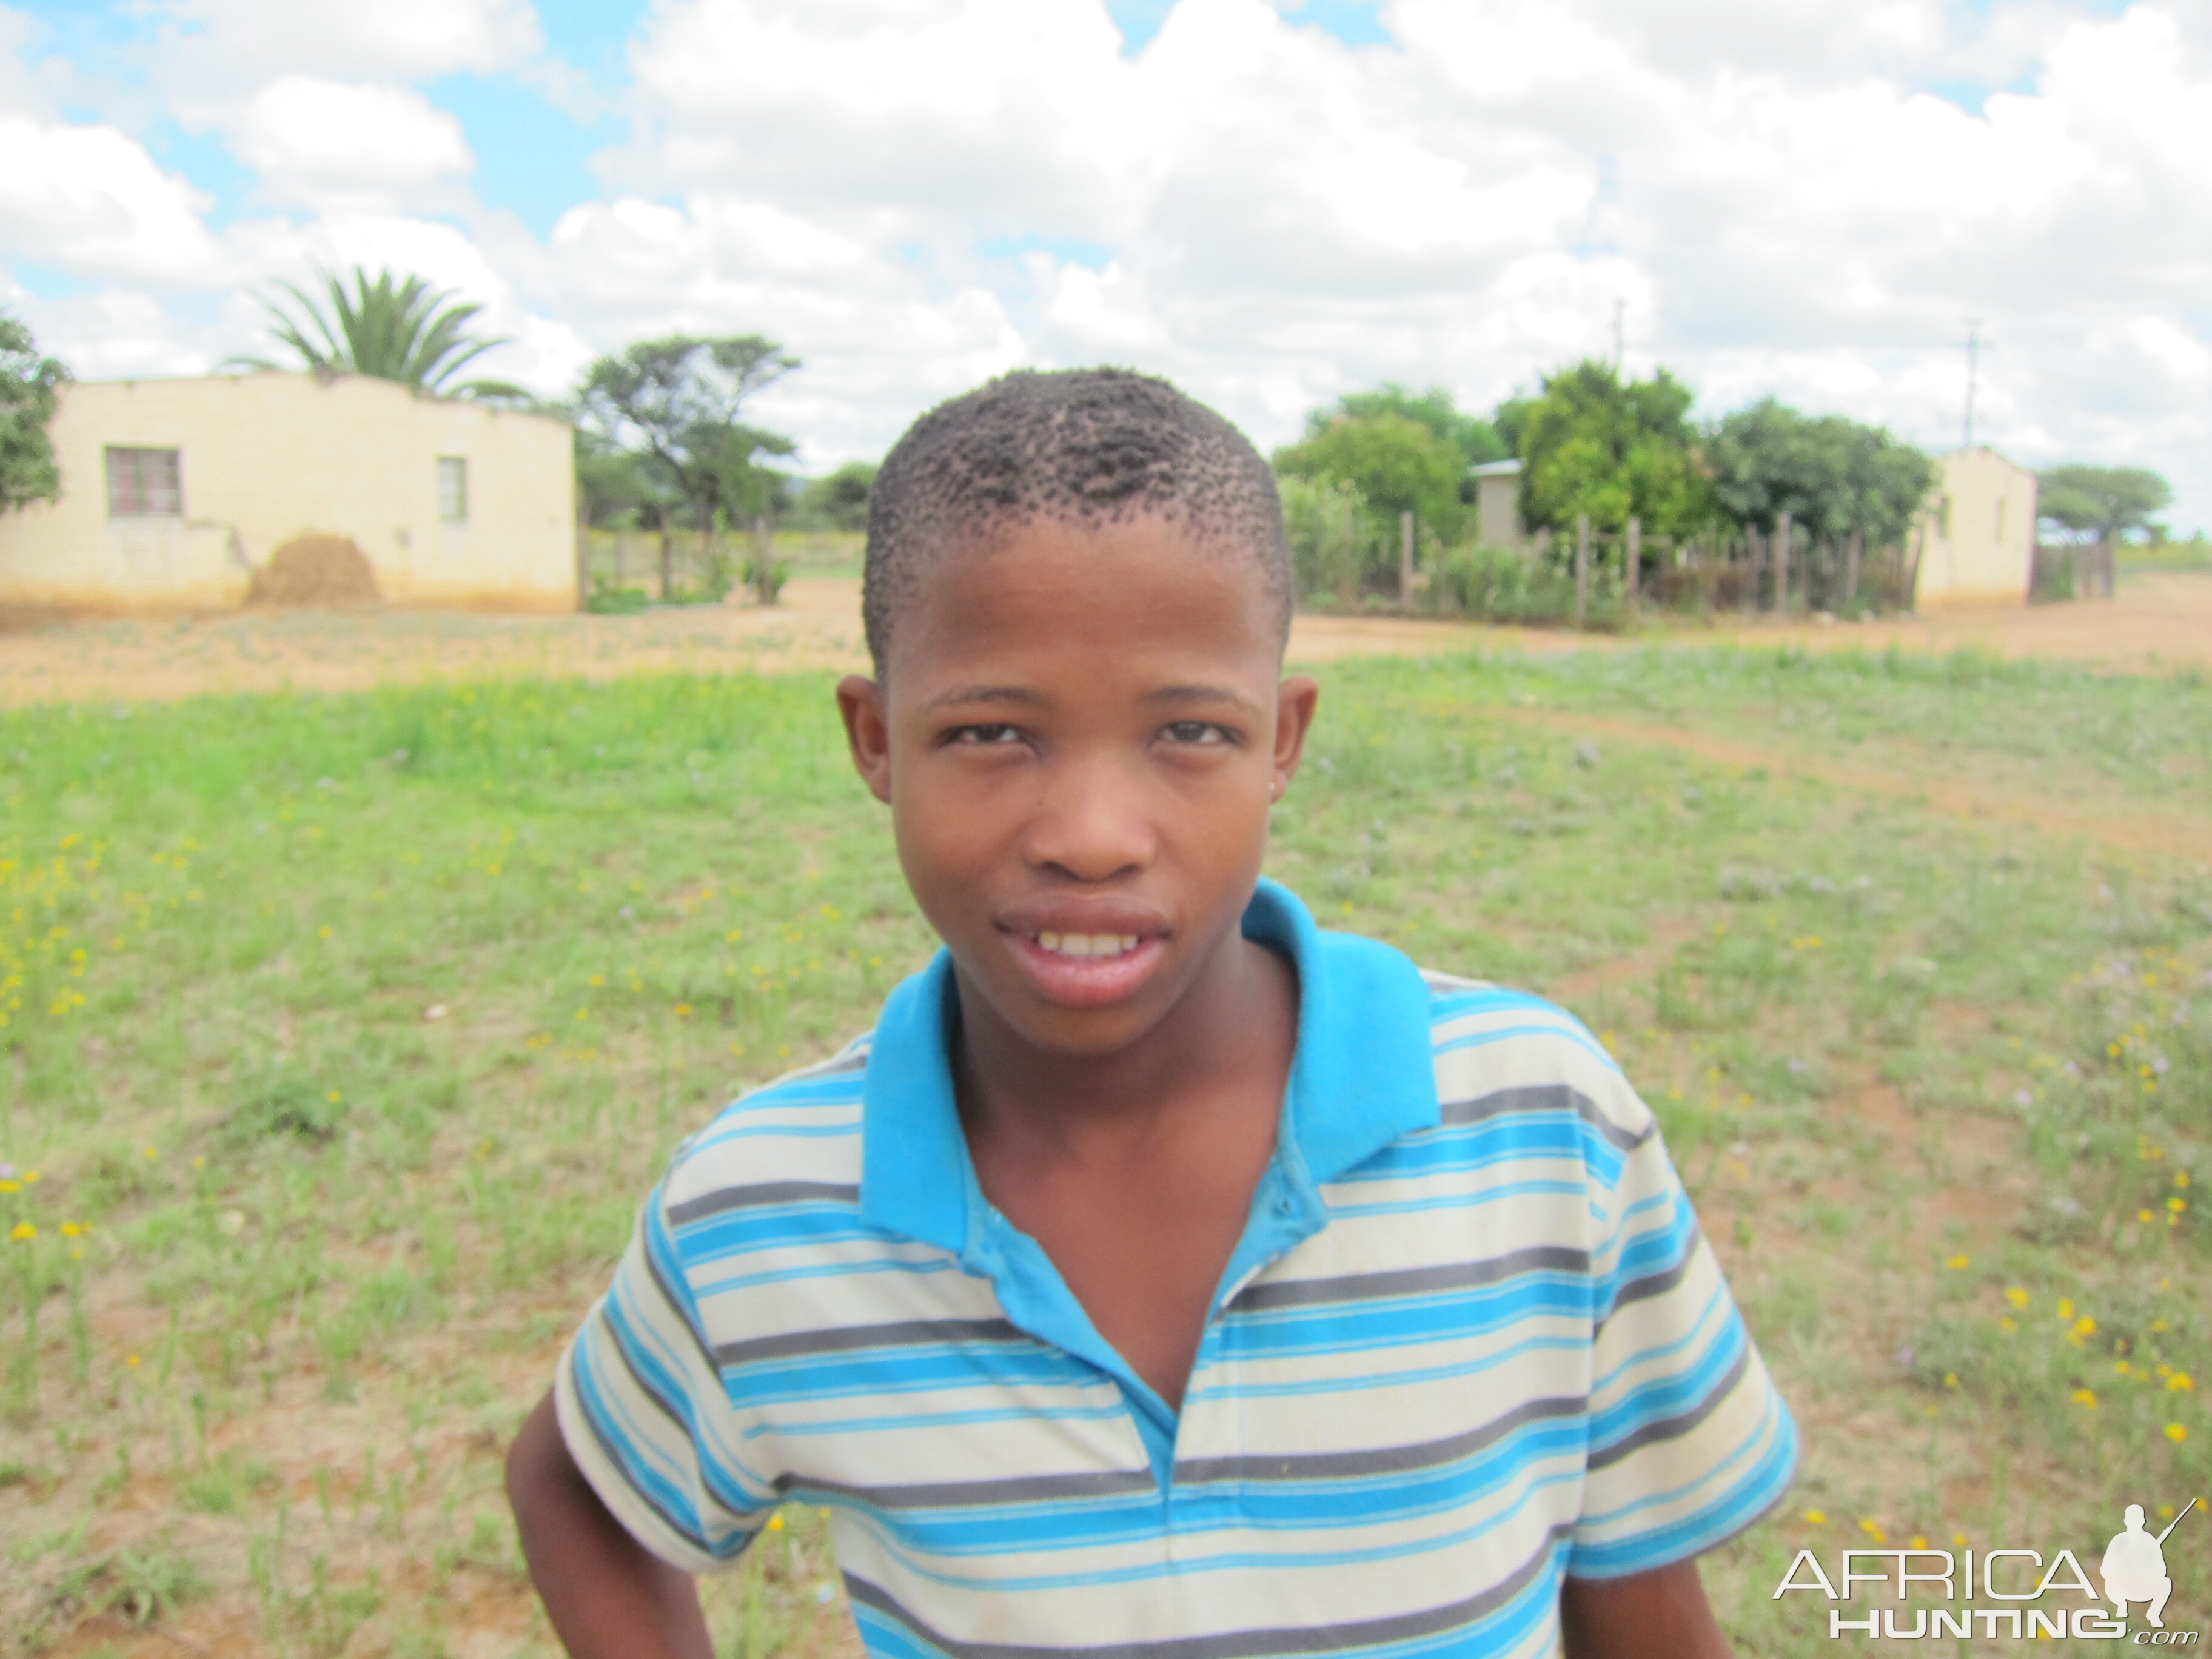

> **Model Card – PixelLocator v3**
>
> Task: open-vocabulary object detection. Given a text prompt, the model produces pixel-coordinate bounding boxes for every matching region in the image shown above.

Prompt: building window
[106,447,182,517]
[437,456,468,524]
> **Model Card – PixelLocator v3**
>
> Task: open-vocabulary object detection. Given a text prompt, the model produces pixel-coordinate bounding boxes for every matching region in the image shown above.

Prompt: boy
[507,369,1796,1658]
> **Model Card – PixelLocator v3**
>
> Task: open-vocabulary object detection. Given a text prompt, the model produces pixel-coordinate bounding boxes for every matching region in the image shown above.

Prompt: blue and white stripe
[558,879,1795,1658]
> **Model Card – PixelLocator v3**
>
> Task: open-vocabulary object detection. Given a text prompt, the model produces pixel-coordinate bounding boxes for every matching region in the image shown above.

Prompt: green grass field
[2,646,2207,1657]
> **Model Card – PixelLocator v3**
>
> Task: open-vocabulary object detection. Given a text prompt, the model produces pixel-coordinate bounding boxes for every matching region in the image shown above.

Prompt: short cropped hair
[862,368,1290,672]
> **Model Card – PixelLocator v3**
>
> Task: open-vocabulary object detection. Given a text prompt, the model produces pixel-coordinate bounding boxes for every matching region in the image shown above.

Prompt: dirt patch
[245,534,383,608]
[5,572,2211,710]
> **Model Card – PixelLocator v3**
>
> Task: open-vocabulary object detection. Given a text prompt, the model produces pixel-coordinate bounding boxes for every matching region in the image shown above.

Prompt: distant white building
[0,371,577,613]
[1914,447,2038,606]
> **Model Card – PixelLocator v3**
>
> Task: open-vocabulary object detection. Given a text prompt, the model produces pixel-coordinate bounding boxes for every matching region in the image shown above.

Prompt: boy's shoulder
[1412,965,1658,1151]
[655,1035,875,1219]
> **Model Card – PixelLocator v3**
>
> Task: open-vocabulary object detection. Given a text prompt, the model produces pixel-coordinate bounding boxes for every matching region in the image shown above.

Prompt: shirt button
[1275,1196,1295,1215]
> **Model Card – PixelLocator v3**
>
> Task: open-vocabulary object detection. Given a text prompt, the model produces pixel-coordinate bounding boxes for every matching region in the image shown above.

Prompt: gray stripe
[776,1466,1157,1512]
[643,1226,726,1379]
[714,1316,1023,1369]
[842,1521,1574,1659]
[597,1298,691,1435]
[1438,1082,1652,1152]
[1230,1243,1589,1313]
[1586,1342,1751,1472]
[668,1181,860,1227]
[569,1361,714,1556]
[1598,1221,1702,1329]
[1175,1389,1584,1486]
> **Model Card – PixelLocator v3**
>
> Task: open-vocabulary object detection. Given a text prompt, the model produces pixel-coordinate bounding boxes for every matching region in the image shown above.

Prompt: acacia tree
[0,310,68,512]
[576,335,799,601]
[2036,464,2172,545]
[1514,361,1709,538]
[227,267,525,398]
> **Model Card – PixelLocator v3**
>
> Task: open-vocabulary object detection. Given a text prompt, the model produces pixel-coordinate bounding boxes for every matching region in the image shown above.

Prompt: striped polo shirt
[557,879,1796,1658]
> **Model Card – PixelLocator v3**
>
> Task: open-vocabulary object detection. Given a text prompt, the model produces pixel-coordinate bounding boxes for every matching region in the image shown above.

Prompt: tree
[791,461,878,533]
[2036,464,2172,545]
[227,267,525,398]
[1704,399,1934,548]
[1310,384,1507,471]
[577,334,800,600]
[1272,412,1466,540]
[0,310,67,513]
[1277,474,1366,606]
[575,429,676,531]
[1515,360,1709,537]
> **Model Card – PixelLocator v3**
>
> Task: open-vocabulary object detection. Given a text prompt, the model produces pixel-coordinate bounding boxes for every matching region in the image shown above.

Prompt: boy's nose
[1022,759,1156,882]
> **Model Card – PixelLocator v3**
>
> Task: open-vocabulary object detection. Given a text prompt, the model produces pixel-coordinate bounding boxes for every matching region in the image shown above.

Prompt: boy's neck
[951,931,1297,1165]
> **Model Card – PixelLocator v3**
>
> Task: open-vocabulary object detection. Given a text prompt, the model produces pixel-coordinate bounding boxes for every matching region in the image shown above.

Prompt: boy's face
[837,514,1317,1060]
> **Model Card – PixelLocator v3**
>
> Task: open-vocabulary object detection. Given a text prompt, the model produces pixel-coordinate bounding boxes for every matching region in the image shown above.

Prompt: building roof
[1470,458,1523,477]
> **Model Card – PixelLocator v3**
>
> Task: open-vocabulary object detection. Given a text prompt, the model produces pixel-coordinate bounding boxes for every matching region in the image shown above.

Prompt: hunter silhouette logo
[2105,1500,2196,1630]
[1775,1495,2200,1641]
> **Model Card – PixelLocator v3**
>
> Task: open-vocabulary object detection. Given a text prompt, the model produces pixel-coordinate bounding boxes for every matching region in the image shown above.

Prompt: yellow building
[0,371,576,612]
[1913,446,2038,606]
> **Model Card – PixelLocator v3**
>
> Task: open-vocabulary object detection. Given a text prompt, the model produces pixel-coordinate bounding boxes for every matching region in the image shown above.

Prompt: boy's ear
[836,675,894,805]
[1271,675,1320,797]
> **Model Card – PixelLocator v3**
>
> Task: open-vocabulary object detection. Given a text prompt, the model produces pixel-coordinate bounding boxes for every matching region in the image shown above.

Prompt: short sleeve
[555,1176,777,1574]
[1569,1094,1798,1578]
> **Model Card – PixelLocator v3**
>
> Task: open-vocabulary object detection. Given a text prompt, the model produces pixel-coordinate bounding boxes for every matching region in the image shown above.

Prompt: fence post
[1625,516,1641,608]
[659,525,674,602]
[575,508,589,611]
[1399,511,1415,609]
[1574,514,1591,630]
[1845,531,1862,609]
[1742,527,1760,617]
[1773,510,1792,615]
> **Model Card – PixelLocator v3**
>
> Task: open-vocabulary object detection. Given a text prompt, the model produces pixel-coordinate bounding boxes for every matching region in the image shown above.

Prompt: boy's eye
[948,723,1024,746]
[1161,720,1232,746]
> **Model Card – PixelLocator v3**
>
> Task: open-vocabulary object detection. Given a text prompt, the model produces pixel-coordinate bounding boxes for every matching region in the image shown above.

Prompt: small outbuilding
[1912,447,2038,606]
[0,371,577,613]
[1470,458,1529,554]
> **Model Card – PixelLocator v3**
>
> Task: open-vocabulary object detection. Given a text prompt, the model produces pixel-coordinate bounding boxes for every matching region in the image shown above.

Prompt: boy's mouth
[994,902,1173,1008]
[1033,931,1142,959]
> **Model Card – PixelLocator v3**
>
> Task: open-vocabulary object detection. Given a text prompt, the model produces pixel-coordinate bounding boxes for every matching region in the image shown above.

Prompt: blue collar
[857,878,1439,1256]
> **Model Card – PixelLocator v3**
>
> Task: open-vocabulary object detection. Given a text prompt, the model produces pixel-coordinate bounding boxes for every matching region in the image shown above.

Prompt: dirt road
[3,571,2207,708]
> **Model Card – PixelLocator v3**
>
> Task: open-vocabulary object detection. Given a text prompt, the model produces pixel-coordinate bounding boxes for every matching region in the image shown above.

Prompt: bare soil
[6,572,2206,710]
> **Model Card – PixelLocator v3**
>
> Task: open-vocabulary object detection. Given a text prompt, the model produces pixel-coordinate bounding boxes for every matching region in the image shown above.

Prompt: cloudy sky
[2,0,2207,528]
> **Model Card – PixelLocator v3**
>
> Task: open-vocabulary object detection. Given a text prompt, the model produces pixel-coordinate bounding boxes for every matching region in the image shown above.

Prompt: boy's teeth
[1035,933,1139,959]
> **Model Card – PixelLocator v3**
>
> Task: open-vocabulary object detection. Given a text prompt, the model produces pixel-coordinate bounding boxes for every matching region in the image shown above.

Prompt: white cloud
[223,77,474,206]
[3,0,2210,527]
[155,0,539,92]
[0,118,221,283]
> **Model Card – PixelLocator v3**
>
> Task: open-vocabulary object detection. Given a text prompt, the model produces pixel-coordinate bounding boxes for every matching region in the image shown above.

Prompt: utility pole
[1962,320,1980,449]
